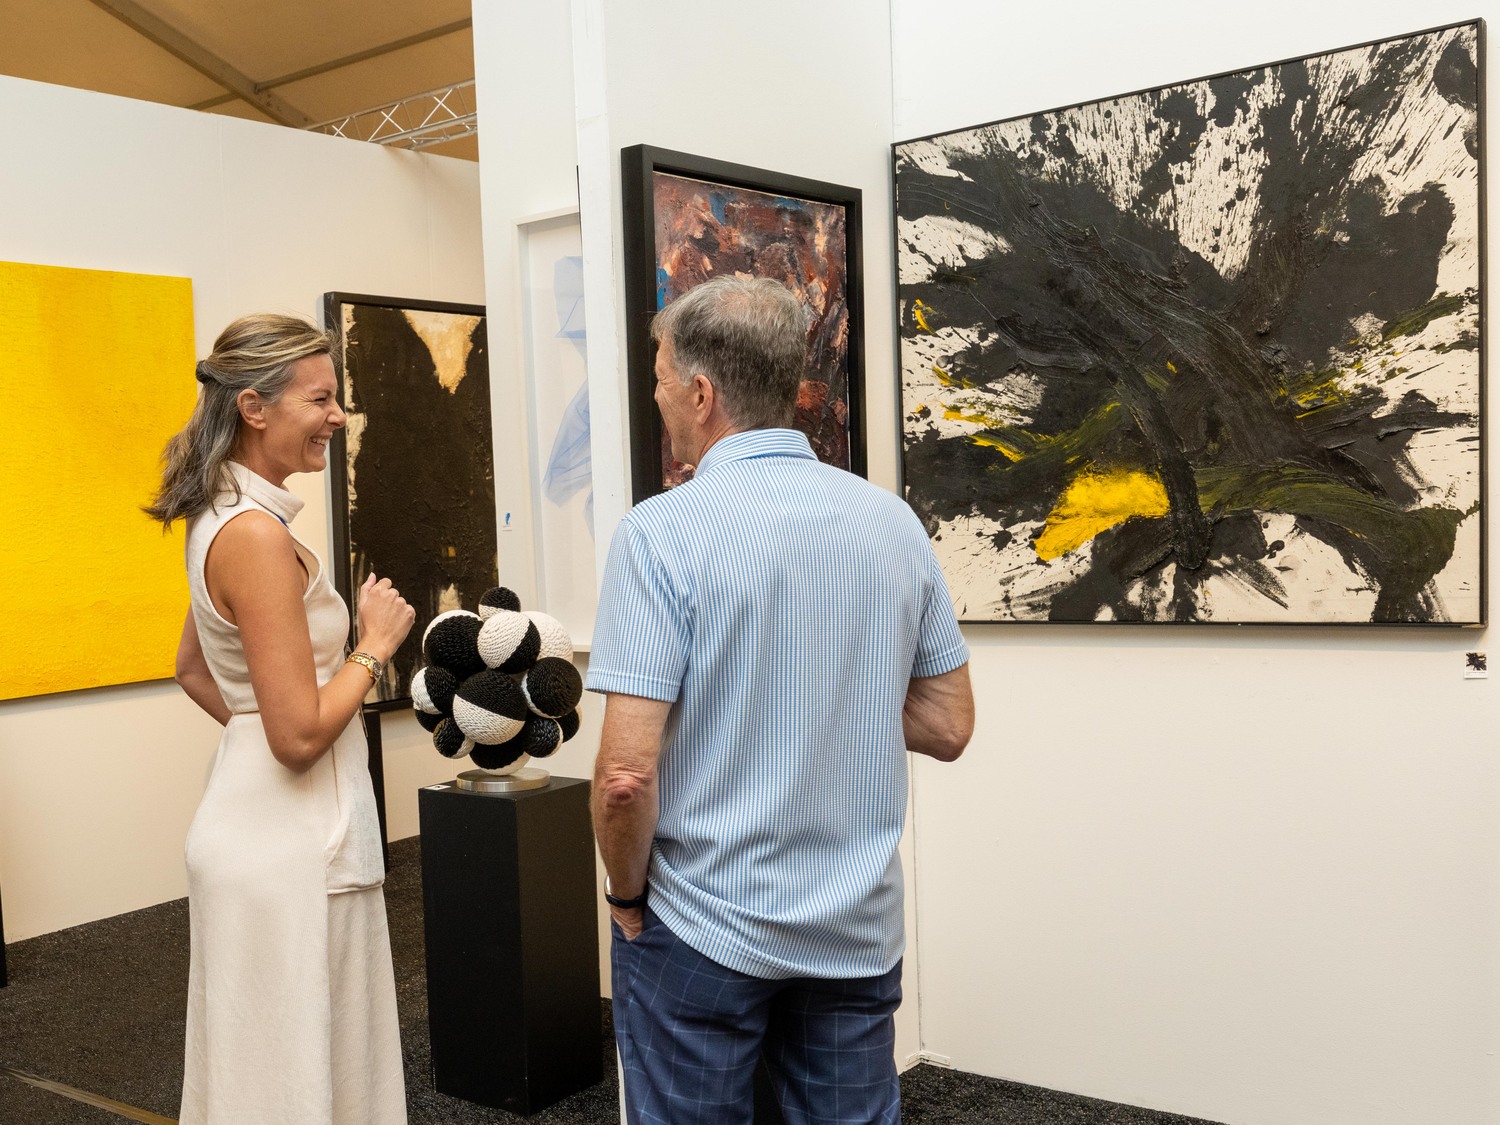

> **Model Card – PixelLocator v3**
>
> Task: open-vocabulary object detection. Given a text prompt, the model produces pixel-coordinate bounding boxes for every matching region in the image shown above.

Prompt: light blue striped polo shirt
[586,428,968,980]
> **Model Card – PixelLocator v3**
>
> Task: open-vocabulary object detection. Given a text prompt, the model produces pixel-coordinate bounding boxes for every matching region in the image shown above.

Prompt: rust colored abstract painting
[622,147,866,501]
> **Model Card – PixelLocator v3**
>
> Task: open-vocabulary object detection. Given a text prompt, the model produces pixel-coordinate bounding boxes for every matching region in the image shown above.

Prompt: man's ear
[237,389,268,430]
[691,373,715,419]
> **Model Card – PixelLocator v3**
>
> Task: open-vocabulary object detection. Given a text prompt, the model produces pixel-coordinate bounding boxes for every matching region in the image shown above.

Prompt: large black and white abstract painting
[895,22,1483,624]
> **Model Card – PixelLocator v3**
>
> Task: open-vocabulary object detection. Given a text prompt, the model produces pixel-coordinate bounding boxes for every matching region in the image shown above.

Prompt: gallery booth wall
[890,4,1499,1125]
[0,73,487,942]
[470,0,920,1057]
[479,1,1500,1124]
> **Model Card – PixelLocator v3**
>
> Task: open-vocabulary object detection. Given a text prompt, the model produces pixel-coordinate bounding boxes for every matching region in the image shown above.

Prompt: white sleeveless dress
[178,462,406,1125]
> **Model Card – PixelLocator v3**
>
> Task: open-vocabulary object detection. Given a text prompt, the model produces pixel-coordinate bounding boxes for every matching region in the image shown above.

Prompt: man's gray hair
[650,275,807,430]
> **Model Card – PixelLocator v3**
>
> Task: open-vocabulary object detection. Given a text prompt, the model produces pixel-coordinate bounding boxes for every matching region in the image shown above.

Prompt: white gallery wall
[470,0,911,1040]
[468,0,615,992]
[480,0,1500,1120]
[891,3,1499,1125]
[0,74,485,941]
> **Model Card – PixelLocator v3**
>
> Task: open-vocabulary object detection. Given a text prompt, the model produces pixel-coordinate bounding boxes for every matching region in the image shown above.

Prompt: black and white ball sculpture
[412,587,583,790]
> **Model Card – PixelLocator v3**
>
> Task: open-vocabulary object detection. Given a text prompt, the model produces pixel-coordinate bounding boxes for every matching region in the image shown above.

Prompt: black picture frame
[322,291,495,708]
[621,144,867,504]
[892,20,1485,626]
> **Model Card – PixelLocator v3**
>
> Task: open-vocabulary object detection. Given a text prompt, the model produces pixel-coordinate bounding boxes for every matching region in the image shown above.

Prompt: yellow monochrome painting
[0,261,196,700]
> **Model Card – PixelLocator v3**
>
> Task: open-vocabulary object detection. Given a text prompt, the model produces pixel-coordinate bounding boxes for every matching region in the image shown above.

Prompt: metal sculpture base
[455,766,550,793]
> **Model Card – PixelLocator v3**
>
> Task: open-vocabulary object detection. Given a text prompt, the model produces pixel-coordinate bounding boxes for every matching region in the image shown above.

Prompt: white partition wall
[892,3,1500,1124]
[572,0,905,544]
[471,0,918,1057]
[476,7,1500,1114]
[0,75,484,941]
[470,0,613,993]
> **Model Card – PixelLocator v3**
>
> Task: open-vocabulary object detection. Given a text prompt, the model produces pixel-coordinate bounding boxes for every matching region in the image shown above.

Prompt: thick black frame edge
[891,17,1486,148]
[320,291,356,628]
[620,146,660,506]
[843,172,869,483]
[889,138,909,506]
[1476,18,1489,627]
[322,290,486,319]
[890,21,1486,628]
[620,144,868,503]
[320,290,493,705]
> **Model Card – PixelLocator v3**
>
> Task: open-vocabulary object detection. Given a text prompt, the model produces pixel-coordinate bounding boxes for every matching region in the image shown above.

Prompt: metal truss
[91,0,314,126]
[308,81,478,150]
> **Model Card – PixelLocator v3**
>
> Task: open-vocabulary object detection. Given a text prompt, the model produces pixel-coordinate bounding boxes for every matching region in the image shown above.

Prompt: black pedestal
[0,876,8,987]
[419,776,602,1115]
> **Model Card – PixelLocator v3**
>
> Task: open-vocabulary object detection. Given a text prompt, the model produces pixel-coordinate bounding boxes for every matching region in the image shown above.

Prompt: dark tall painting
[622,145,866,502]
[324,293,496,705]
[895,21,1484,624]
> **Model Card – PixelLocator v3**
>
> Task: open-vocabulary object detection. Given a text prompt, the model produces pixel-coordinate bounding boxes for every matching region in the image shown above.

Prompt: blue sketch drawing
[542,254,593,535]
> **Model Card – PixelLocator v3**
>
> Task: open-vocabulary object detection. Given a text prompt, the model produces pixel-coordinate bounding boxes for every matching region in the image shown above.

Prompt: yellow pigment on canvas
[0,261,196,700]
[1034,468,1171,561]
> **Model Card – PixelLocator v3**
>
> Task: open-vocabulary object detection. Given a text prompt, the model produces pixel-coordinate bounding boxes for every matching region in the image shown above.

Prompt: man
[586,275,973,1125]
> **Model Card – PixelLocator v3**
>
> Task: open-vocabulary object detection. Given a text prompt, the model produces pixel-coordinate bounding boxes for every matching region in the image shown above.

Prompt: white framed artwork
[519,209,597,645]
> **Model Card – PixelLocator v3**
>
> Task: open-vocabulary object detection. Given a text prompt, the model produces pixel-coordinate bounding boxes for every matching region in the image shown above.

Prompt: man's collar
[692,428,817,478]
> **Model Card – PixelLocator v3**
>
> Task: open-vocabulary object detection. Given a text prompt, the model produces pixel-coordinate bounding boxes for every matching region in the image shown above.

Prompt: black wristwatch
[604,876,648,910]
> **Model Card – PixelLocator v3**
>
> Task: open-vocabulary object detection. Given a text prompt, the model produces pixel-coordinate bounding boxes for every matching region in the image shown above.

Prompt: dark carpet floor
[0,837,1225,1124]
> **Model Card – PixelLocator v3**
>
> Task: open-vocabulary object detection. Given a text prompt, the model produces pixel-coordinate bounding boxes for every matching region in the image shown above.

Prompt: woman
[146,313,415,1125]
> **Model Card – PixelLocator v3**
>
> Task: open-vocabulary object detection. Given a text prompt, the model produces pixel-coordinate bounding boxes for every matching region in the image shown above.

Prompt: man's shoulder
[626,460,928,543]
[822,463,901,503]
[813,464,927,530]
[630,458,765,520]
[625,480,709,529]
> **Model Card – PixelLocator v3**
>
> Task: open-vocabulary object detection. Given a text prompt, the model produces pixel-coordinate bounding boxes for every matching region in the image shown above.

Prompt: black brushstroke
[1434,34,1481,158]
[342,307,497,699]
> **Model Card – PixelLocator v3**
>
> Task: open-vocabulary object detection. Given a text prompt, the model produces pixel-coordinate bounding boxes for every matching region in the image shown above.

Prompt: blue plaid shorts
[612,908,902,1125]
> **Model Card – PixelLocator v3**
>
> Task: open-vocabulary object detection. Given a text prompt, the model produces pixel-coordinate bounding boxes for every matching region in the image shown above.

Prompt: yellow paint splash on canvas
[1034,467,1171,561]
[0,261,196,699]
[970,433,1024,461]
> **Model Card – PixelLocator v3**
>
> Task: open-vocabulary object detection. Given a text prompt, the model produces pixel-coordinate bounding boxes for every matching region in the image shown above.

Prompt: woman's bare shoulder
[213,508,294,552]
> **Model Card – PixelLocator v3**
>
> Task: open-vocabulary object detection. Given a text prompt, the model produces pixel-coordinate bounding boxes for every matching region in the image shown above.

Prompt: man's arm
[903,663,974,762]
[591,692,672,939]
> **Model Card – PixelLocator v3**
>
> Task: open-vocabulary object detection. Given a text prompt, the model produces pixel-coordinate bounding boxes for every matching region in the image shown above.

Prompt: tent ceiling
[0,0,478,159]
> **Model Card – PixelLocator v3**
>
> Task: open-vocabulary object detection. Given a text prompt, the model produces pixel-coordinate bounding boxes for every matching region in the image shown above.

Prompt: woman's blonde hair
[145,313,336,526]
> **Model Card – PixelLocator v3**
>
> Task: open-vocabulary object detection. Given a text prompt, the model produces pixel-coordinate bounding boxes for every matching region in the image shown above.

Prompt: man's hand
[610,904,645,941]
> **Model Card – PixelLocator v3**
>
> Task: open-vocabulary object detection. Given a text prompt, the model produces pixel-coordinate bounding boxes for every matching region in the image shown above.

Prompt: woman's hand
[212,511,384,771]
[357,572,416,661]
